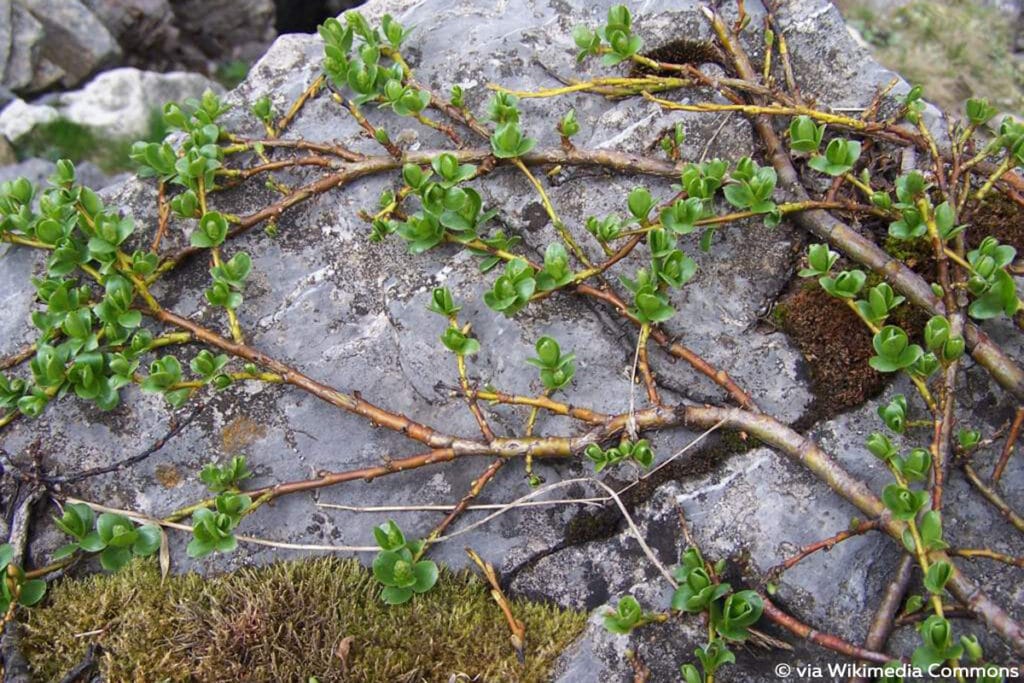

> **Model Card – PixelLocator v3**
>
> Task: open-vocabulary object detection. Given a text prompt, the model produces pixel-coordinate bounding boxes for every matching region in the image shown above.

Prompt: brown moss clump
[773,282,888,422]
[969,193,1024,254]
[22,558,586,682]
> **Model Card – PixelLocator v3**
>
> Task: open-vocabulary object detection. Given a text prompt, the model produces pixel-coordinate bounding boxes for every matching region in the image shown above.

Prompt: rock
[83,0,277,73]
[57,68,222,139]
[0,134,15,165]
[0,0,274,96]
[16,0,121,86]
[0,98,58,141]
[1,3,45,93]
[170,0,277,64]
[79,0,181,61]
[2,0,121,94]
[0,68,220,144]
[1,0,1022,678]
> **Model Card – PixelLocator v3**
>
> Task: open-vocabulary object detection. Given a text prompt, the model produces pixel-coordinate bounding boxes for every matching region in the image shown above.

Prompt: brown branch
[993,406,1024,484]
[157,146,681,274]
[150,181,171,252]
[765,519,880,580]
[275,74,325,135]
[761,597,895,664]
[851,554,914,683]
[466,548,526,661]
[962,462,1024,533]
[950,548,1024,568]
[687,402,1024,654]
[0,344,34,371]
[228,137,364,162]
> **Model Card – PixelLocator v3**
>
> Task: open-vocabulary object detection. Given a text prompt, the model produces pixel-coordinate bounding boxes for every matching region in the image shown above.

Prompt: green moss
[14,110,167,174]
[881,234,932,269]
[22,558,586,682]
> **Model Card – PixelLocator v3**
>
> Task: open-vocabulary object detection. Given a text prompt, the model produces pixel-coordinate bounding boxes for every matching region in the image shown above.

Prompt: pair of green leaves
[602,595,659,634]
[559,109,580,139]
[440,326,480,355]
[923,315,965,363]
[855,283,905,325]
[54,503,160,571]
[881,483,928,521]
[870,326,924,373]
[912,615,963,669]
[660,197,705,236]
[648,229,697,289]
[724,158,779,223]
[672,548,762,642]
[526,336,575,391]
[681,641,735,683]
[491,122,536,159]
[574,5,642,66]
[966,236,1019,320]
[206,251,252,311]
[191,212,229,248]
[789,115,825,154]
[371,520,438,605]
[586,215,622,243]
[200,455,252,492]
[381,79,429,117]
[188,492,251,558]
[621,268,675,323]
[141,355,190,407]
[807,138,861,176]
[484,258,536,316]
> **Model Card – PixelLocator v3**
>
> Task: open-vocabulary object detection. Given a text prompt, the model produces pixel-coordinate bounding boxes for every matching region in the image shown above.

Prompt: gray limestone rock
[1,0,1022,679]
[0,68,220,144]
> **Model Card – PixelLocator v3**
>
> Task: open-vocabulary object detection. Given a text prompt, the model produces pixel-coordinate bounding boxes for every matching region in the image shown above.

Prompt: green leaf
[191,212,229,248]
[133,525,162,556]
[807,138,860,176]
[799,243,838,277]
[411,560,438,593]
[99,545,133,572]
[381,585,413,605]
[627,188,655,221]
[881,484,927,520]
[18,579,46,607]
[789,115,825,153]
[923,561,952,595]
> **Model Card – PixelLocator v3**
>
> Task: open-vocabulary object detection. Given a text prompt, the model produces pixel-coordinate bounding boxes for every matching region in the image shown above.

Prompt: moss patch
[772,281,888,423]
[22,558,586,682]
[14,112,168,174]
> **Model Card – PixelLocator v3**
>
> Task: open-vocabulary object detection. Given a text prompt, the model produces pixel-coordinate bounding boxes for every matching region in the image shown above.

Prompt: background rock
[56,68,221,139]
[0,68,220,146]
[0,0,276,95]
[0,0,120,95]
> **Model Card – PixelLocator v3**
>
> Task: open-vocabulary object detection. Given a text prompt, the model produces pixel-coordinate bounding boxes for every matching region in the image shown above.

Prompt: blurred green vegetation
[835,0,1023,115]
[14,109,168,174]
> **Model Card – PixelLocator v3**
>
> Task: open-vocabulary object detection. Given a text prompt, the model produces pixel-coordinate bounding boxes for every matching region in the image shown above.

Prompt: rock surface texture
[0,0,275,95]
[1,0,1023,680]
